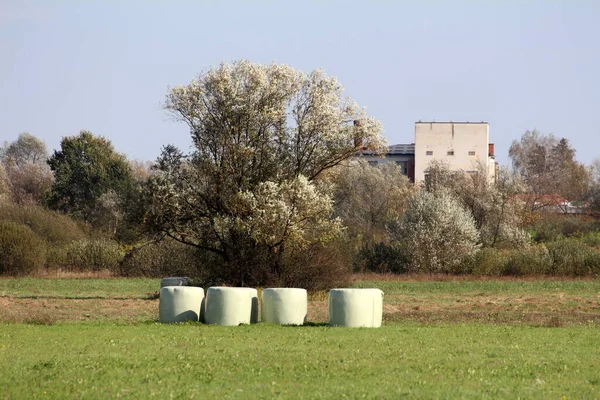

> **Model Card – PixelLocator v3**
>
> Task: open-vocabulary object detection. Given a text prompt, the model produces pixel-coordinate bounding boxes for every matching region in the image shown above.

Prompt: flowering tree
[424,160,528,248]
[333,160,414,242]
[144,60,384,286]
[388,189,480,273]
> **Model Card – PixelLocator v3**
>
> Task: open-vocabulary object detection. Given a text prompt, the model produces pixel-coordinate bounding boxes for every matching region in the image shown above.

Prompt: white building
[414,122,497,183]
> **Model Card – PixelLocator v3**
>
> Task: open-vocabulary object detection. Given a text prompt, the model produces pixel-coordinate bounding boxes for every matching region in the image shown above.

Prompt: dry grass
[0,297,157,324]
[2,276,599,326]
[28,269,118,279]
[381,292,600,327]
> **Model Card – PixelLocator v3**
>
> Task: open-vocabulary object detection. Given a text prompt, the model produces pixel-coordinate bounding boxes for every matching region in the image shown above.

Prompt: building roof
[415,121,489,124]
[358,143,415,156]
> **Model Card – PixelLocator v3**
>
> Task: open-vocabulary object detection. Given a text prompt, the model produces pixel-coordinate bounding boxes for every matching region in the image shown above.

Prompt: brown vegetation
[2,274,599,327]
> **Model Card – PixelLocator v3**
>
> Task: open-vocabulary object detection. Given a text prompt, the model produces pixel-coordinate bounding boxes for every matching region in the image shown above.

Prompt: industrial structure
[358,121,498,183]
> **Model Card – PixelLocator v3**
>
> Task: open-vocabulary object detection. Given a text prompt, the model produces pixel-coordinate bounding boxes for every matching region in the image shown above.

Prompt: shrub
[61,238,123,271]
[357,242,409,274]
[546,239,600,276]
[582,232,600,249]
[470,248,510,276]
[584,252,600,275]
[279,239,353,290]
[0,203,86,246]
[503,244,552,275]
[116,239,204,278]
[388,190,480,274]
[530,214,600,243]
[0,221,47,275]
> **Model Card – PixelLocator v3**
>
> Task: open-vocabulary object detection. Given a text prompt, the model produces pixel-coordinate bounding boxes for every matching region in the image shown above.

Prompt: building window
[395,161,408,175]
[426,151,433,156]
[368,161,378,167]
[468,151,476,156]
[447,151,454,156]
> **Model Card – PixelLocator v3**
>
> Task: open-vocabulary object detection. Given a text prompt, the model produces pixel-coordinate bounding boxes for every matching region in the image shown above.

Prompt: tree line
[2,60,600,286]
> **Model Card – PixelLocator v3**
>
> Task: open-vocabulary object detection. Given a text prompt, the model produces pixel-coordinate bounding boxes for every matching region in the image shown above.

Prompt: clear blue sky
[1,0,599,167]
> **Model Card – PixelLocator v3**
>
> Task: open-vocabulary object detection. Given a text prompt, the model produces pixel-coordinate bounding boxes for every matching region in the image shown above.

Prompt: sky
[1,0,599,167]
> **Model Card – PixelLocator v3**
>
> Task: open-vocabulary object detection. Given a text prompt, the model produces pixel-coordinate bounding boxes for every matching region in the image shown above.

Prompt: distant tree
[111,159,156,243]
[0,133,53,204]
[129,159,154,183]
[591,158,600,183]
[0,164,11,204]
[2,133,48,167]
[333,159,415,242]
[47,131,133,224]
[424,160,528,247]
[586,157,600,215]
[509,130,589,212]
[388,189,480,273]
[144,60,385,286]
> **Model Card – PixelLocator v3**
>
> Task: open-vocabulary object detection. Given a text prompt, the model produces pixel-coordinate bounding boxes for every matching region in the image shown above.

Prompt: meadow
[1,275,599,399]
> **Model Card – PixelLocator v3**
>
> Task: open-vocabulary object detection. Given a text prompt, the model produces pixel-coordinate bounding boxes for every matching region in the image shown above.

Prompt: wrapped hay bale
[261,288,307,325]
[205,287,257,326]
[158,286,204,323]
[328,288,384,328]
[160,277,189,288]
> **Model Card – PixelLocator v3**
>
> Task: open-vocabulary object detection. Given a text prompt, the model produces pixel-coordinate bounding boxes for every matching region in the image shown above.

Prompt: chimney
[488,143,495,158]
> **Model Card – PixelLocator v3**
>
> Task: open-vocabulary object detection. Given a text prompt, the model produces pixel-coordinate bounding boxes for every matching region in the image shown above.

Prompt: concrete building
[356,121,498,184]
[414,122,497,183]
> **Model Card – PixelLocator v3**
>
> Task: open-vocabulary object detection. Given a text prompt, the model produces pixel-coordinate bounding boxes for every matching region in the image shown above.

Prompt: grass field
[1,275,599,398]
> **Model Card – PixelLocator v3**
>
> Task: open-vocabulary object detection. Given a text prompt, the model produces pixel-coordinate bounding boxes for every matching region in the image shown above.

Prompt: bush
[530,214,600,243]
[116,239,204,278]
[469,242,600,277]
[503,244,552,275]
[60,238,124,271]
[389,190,480,274]
[546,239,600,276]
[582,232,600,249]
[469,248,510,276]
[279,239,353,291]
[0,221,47,275]
[357,242,409,274]
[0,203,86,246]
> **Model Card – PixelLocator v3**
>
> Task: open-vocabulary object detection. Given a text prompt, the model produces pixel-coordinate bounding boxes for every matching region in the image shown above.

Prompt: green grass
[354,279,600,295]
[2,277,600,398]
[0,277,158,299]
[3,277,600,299]
[0,323,598,399]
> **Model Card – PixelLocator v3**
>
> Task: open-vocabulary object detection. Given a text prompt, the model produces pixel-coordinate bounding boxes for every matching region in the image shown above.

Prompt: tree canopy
[2,133,48,167]
[47,131,133,222]
[509,130,589,212]
[144,60,384,286]
[0,133,53,204]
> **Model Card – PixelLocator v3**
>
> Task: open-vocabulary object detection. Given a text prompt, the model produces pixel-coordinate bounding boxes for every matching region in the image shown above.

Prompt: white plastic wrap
[158,286,204,323]
[261,288,307,325]
[204,287,257,326]
[160,277,189,288]
[328,288,384,328]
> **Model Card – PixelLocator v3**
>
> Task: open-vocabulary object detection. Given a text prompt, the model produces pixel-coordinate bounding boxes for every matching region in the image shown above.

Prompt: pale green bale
[328,288,384,328]
[261,288,307,325]
[205,287,255,326]
[158,286,204,323]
